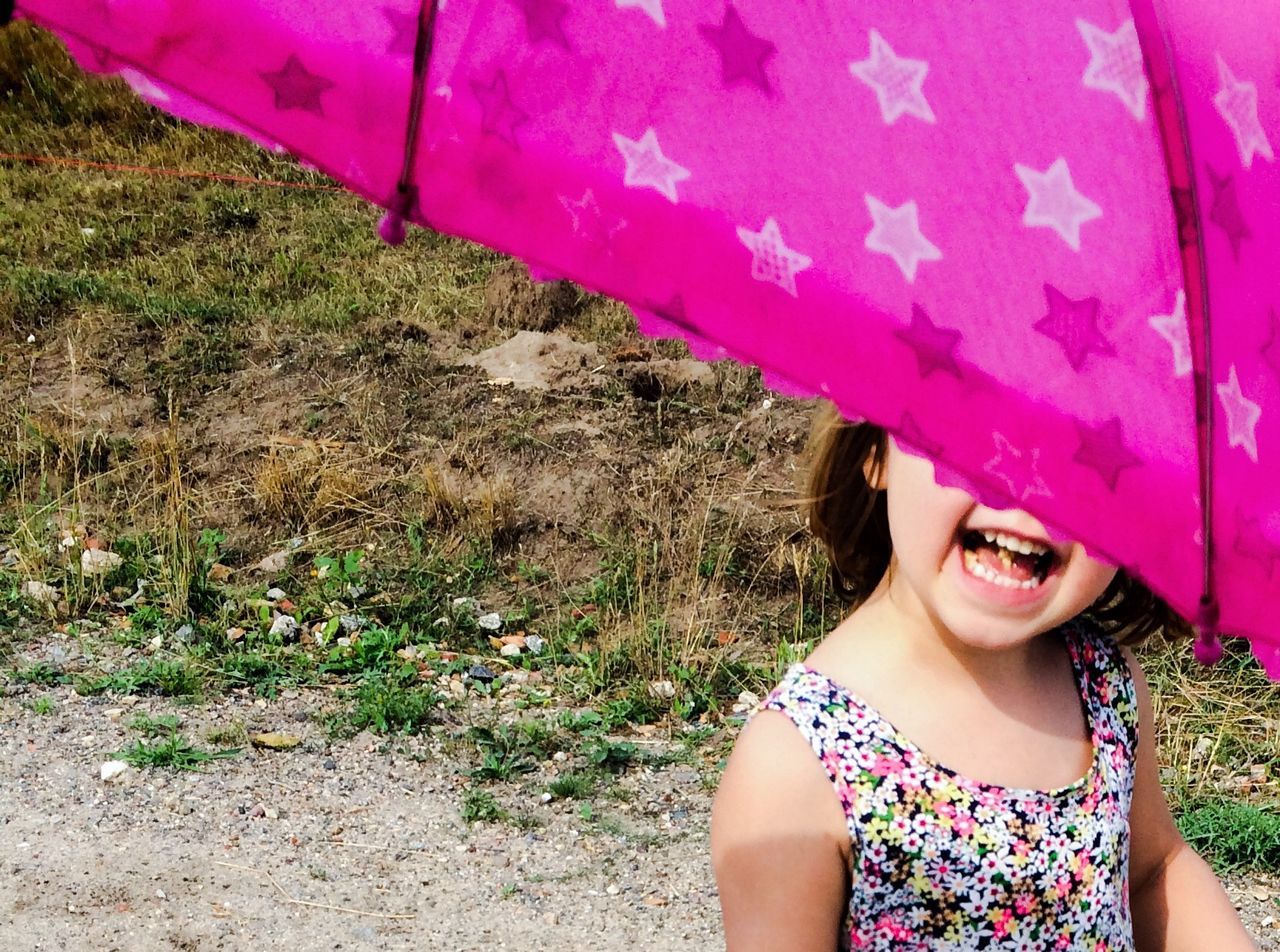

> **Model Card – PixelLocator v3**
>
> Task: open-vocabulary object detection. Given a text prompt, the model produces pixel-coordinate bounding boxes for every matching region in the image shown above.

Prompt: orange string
[0,151,348,192]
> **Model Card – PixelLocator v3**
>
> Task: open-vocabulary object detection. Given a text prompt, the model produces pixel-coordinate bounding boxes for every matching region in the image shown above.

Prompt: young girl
[712,409,1255,951]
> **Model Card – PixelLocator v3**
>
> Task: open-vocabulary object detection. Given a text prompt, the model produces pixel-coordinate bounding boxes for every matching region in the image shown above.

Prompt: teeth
[980,530,1049,557]
[963,550,1043,589]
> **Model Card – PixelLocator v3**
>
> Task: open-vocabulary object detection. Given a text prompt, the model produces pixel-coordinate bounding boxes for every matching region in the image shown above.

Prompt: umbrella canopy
[14,0,1280,673]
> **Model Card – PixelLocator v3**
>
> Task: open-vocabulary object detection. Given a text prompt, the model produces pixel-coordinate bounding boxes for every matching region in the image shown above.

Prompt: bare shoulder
[713,709,849,849]
[712,709,851,952]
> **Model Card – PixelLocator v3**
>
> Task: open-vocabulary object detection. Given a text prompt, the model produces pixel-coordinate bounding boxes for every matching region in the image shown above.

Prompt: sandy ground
[3,680,1278,951]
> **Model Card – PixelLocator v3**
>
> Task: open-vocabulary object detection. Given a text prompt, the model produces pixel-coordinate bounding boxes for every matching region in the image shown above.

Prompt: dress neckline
[789,625,1101,800]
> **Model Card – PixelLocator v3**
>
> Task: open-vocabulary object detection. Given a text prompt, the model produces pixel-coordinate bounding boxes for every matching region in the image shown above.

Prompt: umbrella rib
[1130,0,1220,656]
[389,0,440,226]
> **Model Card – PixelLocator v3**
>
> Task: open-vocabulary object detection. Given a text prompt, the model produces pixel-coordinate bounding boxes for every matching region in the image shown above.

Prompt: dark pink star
[471,72,529,149]
[1235,513,1280,577]
[516,0,571,49]
[260,55,334,115]
[1206,165,1251,261]
[897,304,963,380]
[1035,284,1114,371]
[896,413,945,460]
[1073,418,1141,491]
[1262,308,1280,380]
[699,5,776,94]
[383,7,419,57]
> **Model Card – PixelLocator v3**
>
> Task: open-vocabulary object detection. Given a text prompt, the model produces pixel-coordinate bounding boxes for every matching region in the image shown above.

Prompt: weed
[128,712,182,737]
[217,649,312,697]
[339,675,440,736]
[582,737,638,773]
[205,722,248,747]
[31,695,55,715]
[460,787,509,824]
[548,771,599,800]
[115,733,239,771]
[1176,799,1280,874]
[76,658,202,697]
[11,661,65,685]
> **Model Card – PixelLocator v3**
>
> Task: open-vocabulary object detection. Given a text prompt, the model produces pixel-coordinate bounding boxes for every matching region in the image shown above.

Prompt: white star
[1077,18,1148,121]
[1217,365,1262,462]
[612,128,690,203]
[1214,54,1274,169]
[848,29,935,125]
[1014,157,1102,251]
[864,195,941,283]
[1149,290,1192,378]
[559,189,626,248]
[615,0,665,28]
[736,218,812,297]
[985,433,1053,503]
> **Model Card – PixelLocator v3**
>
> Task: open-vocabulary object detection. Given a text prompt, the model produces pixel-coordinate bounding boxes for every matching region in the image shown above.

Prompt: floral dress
[760,620,1138,951]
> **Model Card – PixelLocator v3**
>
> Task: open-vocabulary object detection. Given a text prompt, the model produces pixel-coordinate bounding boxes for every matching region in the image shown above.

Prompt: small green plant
[76,658,202,697]
[460,786,509,824]
[31,695,55,715]
[115,733,239,771]
[11,662,64,686]
[340,675,440,735]
[1176,799,1280,874]
[218,649,311,697]
[468,721,557,781]
[548,771,598,800]
[128,712,182,736]
[582,737,638,773]
[205,721,247,746]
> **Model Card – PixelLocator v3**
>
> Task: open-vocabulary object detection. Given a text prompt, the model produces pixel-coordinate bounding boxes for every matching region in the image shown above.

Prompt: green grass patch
[10,661,66,685]
[76,657,202,697]
[114,732,239,771]
[460,787,509,824]
[338,675,441,736]
[1177,799,1280,875]
[547,771,599,800]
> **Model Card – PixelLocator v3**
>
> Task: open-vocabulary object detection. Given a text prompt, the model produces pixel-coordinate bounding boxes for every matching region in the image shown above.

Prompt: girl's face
[880,436,1118,652]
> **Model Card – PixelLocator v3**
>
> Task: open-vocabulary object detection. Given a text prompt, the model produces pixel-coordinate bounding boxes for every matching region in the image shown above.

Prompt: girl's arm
[711,710,850,952]
[1124,650,1257,951]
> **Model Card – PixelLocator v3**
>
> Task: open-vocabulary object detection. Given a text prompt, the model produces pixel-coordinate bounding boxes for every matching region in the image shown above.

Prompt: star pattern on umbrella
[1235,513,1280,577]
[560,189,626,249]
[1207,165,1251,260]
[1149,290,1192,378]
[864,195,941,283]
[1216,365,1261,462]
[615,0,665,28]
[984,432,1053,503]
[1035,284,1114,371]
[897,413,945,460]
[516,0,571,49]
[1261,308,1280,380]
[736,218,812,297]
[612,128,691,203]
[848,29,935,125]
[383,7,418,56]
[699,5,776,94]
[1214,54,1274,169]
[260,55,334,115]
[471,71,529,149]
[1076,18,1148,121]
[897,304,963,380]
[1014,158,1102,251]
[1073,418,1141,491]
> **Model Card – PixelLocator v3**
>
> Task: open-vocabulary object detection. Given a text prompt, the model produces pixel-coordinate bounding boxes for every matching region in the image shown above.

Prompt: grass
[339,675,442,736]
[76,657,202,697]
[114,732,239,771]
[1177,800,1280,875]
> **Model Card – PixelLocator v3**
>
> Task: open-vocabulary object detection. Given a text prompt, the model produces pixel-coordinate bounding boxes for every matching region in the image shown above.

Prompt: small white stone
[525,635,545,655]
[648,680,676,700]
[606,884,621,896]
[265,587,287,601]
[478,613,502,631]
[100,760,129,783]
[25,334,36,344]
[21,580,58,605]
[499,643,522,657]
[81,227,96,237]
[268,614,298,639]
[80,549,123,577]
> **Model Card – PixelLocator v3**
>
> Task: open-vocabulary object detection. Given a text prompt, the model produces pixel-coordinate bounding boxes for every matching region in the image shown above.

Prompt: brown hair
[804,404,1190,646]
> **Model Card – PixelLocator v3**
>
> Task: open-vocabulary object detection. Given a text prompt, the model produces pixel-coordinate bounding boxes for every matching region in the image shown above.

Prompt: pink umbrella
[12,0,1279,673]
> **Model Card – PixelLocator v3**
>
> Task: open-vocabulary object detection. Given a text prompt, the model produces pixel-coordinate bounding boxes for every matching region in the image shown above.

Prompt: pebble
[467,664,496,684]
[80,549,123,576]
[499,643,522,657]
[268,614,298,639]
[323,758,337,770]
[478,613,503,631]
[100,760,129,783]
[265,587,287,601]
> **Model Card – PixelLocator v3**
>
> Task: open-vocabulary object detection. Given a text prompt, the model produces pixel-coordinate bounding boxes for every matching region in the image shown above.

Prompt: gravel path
[2,683,1275,950]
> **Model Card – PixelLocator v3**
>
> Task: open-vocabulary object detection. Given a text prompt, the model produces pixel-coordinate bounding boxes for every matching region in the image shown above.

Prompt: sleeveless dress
[760,621,1139,951]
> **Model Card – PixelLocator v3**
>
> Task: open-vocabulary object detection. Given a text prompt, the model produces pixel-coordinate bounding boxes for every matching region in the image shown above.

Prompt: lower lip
[948,543,1060,610]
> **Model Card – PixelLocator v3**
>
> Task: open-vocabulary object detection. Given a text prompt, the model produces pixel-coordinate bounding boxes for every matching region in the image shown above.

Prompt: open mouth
[958,529,1059,590]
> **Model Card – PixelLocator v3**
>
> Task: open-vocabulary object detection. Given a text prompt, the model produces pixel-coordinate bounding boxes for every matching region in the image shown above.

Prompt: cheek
[1072,556,1119,605]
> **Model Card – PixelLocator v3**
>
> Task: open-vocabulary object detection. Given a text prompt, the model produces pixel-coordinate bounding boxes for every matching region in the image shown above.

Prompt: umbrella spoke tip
[378,210,406,247]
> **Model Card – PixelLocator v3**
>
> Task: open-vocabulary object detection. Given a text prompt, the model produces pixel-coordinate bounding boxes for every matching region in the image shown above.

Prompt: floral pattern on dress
[761,620,1138,951]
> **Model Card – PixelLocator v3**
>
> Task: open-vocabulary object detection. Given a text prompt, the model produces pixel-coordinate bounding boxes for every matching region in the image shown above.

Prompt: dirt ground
[3,668,1278,951]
